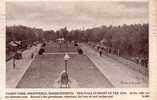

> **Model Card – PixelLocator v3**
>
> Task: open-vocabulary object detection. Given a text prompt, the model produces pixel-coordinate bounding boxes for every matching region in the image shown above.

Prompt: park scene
[6,1,148,88]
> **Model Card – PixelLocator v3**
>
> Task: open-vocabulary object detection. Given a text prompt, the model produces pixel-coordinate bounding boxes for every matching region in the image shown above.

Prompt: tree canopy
[6,24,148,58]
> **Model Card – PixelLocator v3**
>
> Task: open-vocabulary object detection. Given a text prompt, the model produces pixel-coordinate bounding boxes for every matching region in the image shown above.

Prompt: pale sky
[6,1,148,30]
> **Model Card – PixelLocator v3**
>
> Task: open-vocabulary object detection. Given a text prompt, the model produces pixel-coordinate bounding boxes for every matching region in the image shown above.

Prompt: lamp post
[64,53,70,73]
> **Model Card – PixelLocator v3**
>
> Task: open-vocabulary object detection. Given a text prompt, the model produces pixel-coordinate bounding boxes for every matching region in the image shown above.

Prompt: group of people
[134,57,148,68]
[88,42,148,68]
[88,42,120,57]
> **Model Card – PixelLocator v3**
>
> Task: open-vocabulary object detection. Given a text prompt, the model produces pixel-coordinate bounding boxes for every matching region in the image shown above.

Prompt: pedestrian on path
[99,48,102,56]
[13,55,16,69]
[31,52,34,59]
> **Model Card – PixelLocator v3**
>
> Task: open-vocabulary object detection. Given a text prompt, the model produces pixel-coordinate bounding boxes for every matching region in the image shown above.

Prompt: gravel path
[80,44,148,88]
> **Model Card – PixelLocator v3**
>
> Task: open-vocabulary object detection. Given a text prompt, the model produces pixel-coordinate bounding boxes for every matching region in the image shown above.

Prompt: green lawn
[17,54,112,88]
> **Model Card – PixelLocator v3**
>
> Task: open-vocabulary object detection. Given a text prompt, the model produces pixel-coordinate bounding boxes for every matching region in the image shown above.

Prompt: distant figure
[13,55,16,69]
[135,57,140,64]
[99,48,102,56]
[58,71,71,88]
[31,52,34,59]
[117,49,120,56]
[144,58,148,68]
[141,57,148,67]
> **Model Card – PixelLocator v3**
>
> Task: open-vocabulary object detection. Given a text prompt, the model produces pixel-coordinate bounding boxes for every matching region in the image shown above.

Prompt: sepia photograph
[6,1,149,88]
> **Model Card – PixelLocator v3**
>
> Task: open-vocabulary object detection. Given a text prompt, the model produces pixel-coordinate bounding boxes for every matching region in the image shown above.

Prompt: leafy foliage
[6,24,148,58]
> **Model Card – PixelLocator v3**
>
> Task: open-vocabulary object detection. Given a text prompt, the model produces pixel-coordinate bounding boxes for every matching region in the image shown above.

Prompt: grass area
[17,54,112,88]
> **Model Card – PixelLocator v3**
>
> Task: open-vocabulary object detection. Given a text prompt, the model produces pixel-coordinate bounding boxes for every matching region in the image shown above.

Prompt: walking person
[31,52,34,59]
[99,47,102,56]
[13,55,16,69]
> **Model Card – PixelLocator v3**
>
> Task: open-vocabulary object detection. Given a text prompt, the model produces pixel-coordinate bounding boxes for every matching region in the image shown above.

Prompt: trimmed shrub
[39,48,45,55]
[77,48,83,54]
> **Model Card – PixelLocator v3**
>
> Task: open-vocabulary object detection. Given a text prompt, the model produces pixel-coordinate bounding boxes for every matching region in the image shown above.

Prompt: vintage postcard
[0,0,157,99]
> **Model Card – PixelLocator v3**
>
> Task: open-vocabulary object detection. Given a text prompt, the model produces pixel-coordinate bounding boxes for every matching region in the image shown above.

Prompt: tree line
[6,24,148,58]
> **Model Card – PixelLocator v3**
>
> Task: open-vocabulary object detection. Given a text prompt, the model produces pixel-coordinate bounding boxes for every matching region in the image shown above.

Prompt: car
[14,52,22,59]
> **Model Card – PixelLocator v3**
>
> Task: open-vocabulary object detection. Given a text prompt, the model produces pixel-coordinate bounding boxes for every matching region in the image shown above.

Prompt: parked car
[14,51,22,59]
